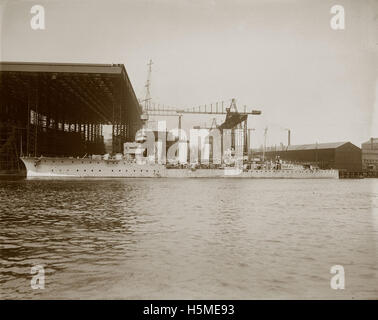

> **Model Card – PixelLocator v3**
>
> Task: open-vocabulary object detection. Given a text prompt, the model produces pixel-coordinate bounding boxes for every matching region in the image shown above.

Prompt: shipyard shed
[255,142,362,172]
[0,61,143,174]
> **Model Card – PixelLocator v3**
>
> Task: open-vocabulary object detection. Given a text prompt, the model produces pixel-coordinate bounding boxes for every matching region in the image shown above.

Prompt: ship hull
[20,157,339,179]
[20,157,165,178]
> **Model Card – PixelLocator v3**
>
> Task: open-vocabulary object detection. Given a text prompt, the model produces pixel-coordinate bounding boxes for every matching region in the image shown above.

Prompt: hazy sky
[1,0,377,147]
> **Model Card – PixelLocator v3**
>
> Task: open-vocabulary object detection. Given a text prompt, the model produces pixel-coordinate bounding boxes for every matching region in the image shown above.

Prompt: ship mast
[143,59,153,112]
[138,60,153,142]
[263,127,268,162]
[139,59,153,130]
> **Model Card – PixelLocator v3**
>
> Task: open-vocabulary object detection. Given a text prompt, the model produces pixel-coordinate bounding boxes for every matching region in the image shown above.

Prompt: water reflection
[0,178,377,299]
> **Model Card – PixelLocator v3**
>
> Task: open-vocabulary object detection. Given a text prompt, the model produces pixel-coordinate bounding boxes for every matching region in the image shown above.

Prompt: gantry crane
[145,99,261,127]
[139,60,261,155]
[144,98,261,154]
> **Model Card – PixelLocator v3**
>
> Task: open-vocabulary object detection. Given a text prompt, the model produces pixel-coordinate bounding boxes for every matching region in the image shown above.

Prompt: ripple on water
[0,178,377,299]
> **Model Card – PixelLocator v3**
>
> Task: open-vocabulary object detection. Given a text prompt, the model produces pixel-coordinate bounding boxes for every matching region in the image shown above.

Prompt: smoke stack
[285,129,291,147]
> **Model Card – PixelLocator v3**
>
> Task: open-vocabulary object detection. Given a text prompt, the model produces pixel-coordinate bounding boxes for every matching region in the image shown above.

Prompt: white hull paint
[20,157,339,179]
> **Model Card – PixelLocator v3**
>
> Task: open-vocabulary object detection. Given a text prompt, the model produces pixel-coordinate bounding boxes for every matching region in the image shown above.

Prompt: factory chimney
[285,129,291,147]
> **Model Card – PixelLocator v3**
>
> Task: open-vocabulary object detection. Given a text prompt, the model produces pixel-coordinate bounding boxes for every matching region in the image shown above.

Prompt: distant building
[253,142,362,172]
[361,138,378,172]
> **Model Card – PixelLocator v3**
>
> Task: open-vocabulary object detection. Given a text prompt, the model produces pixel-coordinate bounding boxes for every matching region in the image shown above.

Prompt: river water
[0,178,377,299]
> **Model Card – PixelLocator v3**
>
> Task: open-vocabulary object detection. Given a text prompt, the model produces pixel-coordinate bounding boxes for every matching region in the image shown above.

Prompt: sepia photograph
[0,0,377,312]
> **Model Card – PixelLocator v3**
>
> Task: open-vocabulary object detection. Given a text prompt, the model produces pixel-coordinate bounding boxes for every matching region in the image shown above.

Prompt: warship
[19,62,339,179]
[20,156,339,179]
[20,142,339,179]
